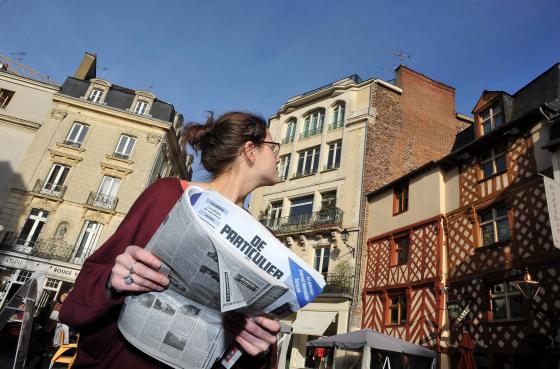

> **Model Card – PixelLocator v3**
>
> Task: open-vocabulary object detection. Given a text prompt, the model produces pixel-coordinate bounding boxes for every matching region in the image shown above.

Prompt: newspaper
[118,186,326,369]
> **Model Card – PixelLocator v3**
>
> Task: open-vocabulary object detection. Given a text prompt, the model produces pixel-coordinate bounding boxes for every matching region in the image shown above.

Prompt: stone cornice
[53,94,171,130]
[0,70,60,91]
[0,113,41,130]
[100,161,133,178]
[48,148,83,166]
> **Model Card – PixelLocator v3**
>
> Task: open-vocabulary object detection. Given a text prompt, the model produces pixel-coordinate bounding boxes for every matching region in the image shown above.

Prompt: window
[16,209,48,248]
[278,155,291,181]
[296,146,320,177]
[388,293,407,325]
[326,140,342,170]
[43,164,70,195]
[15,270,33,283]
[330,103,345,129]
[0,89,15,109]
[313,247,330,277]
[88,88,104,103]
[289,195,314,224]
[480,144,507,179]
[73,221,103,264]
[301,110,325,138]
[393,182,409,215]
[479,205,510,246]
[94,176,121,209]
[133,100,149,115]
[490,281,523,320]
[113,134,136,160]
[391,235,409,266]
[480,104,503,135]
[268,201,283,228]
[283,119,296,144]
[64,122,89,148]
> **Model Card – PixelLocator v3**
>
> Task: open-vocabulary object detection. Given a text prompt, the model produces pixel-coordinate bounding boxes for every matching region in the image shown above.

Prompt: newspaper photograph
[118,186,326,369]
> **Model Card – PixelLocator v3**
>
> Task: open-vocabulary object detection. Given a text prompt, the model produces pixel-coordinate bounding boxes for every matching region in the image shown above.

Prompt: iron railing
[322,272,354,296]
[260,207,343,235]
[299,127,323,139]
[328,121,344,130]
[111,152,131,160]
[86,191,119,211]
[0,232,76,263]
[62,139,82,148]
[281,137,294,144]
[32,179,67,199]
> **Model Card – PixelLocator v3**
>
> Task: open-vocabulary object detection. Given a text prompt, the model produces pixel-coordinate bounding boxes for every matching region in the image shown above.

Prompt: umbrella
[307,328,436,358]
[457,331,477,369]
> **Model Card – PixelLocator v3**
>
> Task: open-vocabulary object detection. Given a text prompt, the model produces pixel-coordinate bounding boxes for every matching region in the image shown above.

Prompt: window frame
[478,205,511,247]
[72,221,103,264]
[113,134,137,160]
[326,140,342,170]
[387,292,407,325]
[43,164,70,194]
[133,100,149,115]
[64,122,89,148]
[393,182,409,215]
[480,103,504,135]
[278,154,291,181]
[489,281,524,321]
[16,209,49,248]
[313,246,331,277]
[88,88,104,103]
[268,201,283,227]
[0,89,15,109]
[295,146,321,177]
[390,234,410,266]
[480,144,507,180]
[283,119,297,144]
[301,110,325,138]
[330,102,345,130]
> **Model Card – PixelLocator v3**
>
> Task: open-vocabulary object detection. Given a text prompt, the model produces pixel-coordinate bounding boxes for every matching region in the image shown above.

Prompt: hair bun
[184,112,215,149]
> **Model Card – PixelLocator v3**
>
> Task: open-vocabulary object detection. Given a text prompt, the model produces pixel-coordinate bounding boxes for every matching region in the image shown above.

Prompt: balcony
[62,139,82,148]
[32,179,67,199]
[328,121,344,130]
[322,272,353,297]
[86,191,119,212]
[261,207,343,235]
[0,232,75,263]
[299,127,323,140]
[111,152,131,160]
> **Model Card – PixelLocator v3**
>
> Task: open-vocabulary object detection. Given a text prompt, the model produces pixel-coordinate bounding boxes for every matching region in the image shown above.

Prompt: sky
[1,0,559,182]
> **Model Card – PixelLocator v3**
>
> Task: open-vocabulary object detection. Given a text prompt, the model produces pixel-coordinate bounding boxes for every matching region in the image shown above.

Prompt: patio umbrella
[457,332,477,369]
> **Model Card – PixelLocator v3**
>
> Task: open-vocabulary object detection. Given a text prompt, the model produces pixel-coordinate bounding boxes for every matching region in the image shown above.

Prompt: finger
[255,316,281,335]
[127,246,161,269]
[111,265,162,292]
[242,318,277,345]
[235,334,269,357]
[131,261,169,287]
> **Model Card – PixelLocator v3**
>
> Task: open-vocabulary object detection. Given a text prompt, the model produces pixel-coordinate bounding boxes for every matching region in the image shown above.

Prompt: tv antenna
[10,51,26,62]
[385,49,412,66]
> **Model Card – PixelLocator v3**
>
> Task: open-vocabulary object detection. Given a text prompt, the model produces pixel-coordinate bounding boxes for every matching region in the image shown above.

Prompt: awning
[292,311,337,335]
[307,328,436,358]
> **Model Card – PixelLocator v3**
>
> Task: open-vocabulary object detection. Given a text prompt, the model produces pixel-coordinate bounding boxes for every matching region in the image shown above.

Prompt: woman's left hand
[234,315,280,356]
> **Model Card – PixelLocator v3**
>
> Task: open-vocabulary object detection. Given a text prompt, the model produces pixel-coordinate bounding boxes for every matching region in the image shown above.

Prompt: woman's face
[59,292,69,303]
[255,130,280,185]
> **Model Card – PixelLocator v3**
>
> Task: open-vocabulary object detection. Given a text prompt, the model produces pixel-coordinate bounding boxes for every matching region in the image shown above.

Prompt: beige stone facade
[0,54,188,309]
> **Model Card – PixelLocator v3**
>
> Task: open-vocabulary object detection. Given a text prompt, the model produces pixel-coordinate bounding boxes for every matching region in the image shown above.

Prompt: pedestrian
[60,112,282,369]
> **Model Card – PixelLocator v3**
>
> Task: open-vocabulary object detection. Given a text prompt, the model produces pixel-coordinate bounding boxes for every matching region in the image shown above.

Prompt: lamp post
[513,267,541,300]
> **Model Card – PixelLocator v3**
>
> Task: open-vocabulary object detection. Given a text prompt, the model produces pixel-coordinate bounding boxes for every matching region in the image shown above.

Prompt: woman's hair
[183,111,268,176]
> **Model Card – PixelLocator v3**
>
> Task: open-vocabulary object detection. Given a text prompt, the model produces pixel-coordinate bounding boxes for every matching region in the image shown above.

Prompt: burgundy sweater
[60,178,272,369]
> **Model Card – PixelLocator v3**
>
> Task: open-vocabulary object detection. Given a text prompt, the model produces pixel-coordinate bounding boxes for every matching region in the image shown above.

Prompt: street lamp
[514,267,541,300]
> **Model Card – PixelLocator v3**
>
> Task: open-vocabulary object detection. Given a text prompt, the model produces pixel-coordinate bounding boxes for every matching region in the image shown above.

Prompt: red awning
[457,331,477,369]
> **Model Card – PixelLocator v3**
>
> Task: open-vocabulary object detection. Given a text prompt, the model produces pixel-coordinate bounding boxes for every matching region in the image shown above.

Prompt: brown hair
[183,111,268,176]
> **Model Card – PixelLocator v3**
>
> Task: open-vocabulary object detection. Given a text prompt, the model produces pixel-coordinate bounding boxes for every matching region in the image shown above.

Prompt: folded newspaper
[118,186,326,369]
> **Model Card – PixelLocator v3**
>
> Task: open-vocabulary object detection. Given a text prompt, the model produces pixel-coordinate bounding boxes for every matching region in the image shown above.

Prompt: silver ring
[129,262,137,274]
[124,275,134,285]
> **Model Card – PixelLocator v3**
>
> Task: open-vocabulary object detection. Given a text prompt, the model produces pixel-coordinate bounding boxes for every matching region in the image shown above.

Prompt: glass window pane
[116,136,127,153]
[495,155,507,172]
[492,297,507,320]
[483,122,492,135]
[496,206,508,218]
[481,223,495,245]
[494,114,503,128]
[492,282,506,294]
[482,161,494,177]
[509,295,523,319]
[77,125,88,143]
[391,307,398,324]
[480,210,493,222]
[400,305,407,323]
[496,218,511,241]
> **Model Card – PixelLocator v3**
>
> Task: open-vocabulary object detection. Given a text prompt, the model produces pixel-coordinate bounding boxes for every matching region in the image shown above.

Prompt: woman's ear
[243,141,257,164]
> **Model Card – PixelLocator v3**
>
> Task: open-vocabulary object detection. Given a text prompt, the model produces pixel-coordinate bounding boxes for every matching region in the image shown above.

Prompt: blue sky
[2,0,559,182]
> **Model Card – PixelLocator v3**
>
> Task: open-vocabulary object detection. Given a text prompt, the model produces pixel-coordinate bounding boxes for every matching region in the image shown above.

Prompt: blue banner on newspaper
[289,258,323,308]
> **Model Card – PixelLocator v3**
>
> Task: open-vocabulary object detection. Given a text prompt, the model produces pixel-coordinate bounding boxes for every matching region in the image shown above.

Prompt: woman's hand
[232,315,280,356]
[108,245,169,293]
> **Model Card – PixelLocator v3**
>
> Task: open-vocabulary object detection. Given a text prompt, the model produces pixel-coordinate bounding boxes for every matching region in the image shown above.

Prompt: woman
[50,292,70,347]
[60,112,281,368]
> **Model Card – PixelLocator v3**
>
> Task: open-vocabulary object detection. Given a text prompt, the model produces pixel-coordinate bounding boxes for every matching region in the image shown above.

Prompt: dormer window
[88,88,104,103]
[480,103,503,135]
[134,100,149,115]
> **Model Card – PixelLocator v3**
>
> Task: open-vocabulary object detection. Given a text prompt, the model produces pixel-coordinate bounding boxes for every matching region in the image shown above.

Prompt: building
[0,52,189,309]
[444,63,560,369]
[0,55,59,223]
[249,66,462,369]
[362,63,560,369]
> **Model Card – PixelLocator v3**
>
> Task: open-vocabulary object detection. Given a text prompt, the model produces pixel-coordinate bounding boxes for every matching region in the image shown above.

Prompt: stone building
[249,66,463,369]
[0,53,189,309]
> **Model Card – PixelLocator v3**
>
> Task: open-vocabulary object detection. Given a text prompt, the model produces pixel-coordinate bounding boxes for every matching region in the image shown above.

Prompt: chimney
[74,52,97,80]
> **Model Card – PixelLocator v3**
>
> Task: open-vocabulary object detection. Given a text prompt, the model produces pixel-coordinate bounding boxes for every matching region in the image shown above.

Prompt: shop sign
[47,265,80,281]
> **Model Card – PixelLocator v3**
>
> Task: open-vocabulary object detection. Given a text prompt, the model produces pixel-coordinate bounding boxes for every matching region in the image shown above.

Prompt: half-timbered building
[445,64,560,369]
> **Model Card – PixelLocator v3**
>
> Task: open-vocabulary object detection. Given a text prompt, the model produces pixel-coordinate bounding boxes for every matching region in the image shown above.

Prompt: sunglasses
[261,141,281,156]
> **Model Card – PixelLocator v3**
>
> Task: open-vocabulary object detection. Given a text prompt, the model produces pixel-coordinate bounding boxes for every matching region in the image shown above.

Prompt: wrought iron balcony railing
[32,179,67,199]
[322,272,354,296]
[0,232,76,263]
[87,191,119,211]
[111,152,131,160]
[328,121,344,130]
[299,127,323,139]
[62,139,83,148]
[260,207,343,235]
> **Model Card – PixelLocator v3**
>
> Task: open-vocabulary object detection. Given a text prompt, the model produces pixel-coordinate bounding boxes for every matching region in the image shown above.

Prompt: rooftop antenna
[385,49,412,66]
[9,51,26,62]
